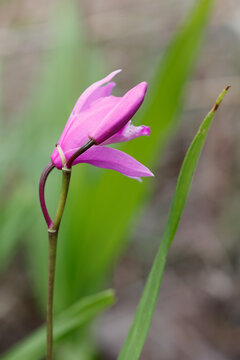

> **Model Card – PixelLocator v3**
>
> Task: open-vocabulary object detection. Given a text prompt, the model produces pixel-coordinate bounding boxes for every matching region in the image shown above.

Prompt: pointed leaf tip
[212,86,230,112]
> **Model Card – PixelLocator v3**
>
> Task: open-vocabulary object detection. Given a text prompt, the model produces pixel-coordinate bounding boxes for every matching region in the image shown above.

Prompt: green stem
[46,168,71,360]
[51,167,72,231]
[46,229,57,360]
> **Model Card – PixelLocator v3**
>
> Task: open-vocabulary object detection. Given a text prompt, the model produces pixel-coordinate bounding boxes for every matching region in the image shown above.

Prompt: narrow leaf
[118,87,229,360]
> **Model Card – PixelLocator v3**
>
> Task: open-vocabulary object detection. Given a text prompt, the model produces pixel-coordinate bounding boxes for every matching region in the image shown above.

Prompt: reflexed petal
[73,81,116,114]
[73,70,121,113]
[51,96,121,167]
[102,121,150,145]
[51,147,63,169]
[58,70,121,146]
[61,146,154,178]
[62,96,121,151]
[89,82,148,144]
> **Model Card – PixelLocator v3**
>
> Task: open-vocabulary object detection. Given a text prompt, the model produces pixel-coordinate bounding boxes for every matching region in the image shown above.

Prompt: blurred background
[0,0,240,359]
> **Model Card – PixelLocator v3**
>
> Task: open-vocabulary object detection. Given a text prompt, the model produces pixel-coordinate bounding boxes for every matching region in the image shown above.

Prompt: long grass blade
[118,87,229,360]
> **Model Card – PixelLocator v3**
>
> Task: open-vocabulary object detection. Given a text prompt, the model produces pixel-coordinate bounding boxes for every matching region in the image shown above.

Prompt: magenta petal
[51,95,122,169]
[73,70,121,114]
[51,147,61,169]
[89,82,148,144]
[62,96,121,151]
[64,146,153,178]
[102,121,150,145]
[58,70,121,147]
[72,81,117,115]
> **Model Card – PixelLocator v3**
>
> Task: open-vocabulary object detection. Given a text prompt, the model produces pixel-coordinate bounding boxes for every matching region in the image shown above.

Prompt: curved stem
[39,162,55,227]
[43,139,94,360]
[46,168,71,360]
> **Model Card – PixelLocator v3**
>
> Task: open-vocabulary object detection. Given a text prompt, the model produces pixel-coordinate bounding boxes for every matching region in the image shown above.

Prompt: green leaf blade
[118,87,229,360]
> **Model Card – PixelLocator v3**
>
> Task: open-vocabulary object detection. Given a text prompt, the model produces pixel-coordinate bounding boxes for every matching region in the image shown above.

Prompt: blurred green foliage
[2,289,115,360]
[0,0,215,357]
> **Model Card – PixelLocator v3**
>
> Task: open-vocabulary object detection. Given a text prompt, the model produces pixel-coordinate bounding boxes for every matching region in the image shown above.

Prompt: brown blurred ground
[1,0,240,359]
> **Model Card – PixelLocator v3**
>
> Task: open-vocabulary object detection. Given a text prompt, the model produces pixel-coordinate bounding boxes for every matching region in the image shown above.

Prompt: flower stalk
[40,140,95,360]
[46,167,71,360]
[46,229,57,360]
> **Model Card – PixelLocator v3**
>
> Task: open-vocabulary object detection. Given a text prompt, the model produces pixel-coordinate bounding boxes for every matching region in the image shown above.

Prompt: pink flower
[51,70,153,180]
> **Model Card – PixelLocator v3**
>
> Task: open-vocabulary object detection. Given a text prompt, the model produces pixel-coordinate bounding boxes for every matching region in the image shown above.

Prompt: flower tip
[140,165,154,178]
[147,169,154,177]
[112,69,122,77]
[137,81,148,95]
[136,168,154,181]
[125,81,147,105]
[140,80,148,88]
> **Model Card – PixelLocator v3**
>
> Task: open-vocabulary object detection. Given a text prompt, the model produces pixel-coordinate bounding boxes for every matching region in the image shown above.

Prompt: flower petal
[67,145,154,178]
[102,121,150,145]
[73,69,122,113]
[62,96,121,150]
[51,96,122,168]
[58,70,121,146]
[89,82,148,144]
[72,81,117,114]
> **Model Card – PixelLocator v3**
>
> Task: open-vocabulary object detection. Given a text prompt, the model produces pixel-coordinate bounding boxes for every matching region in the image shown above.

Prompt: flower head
[51,70,153,180]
